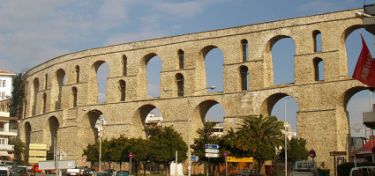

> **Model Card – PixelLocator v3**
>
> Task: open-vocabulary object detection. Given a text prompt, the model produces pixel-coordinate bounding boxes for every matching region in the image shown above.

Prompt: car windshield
[0,170,7,176]
[97,172,111,176]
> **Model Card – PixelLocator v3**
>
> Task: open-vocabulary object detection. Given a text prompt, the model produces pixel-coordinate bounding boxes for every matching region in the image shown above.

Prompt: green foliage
[279,138,309,161]
[337,162,375,176]
[83,142,99,162]
[10,73,23,118]
[9,137,25,164]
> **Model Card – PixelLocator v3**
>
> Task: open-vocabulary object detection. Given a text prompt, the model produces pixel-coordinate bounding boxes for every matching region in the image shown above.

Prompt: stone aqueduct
[19,8,370,171]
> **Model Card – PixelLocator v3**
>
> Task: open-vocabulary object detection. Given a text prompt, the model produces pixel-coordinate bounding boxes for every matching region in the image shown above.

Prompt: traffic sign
[205,144,219,149]
[191,156,199,162]
[82,155,87,163]
[309,149,316,158]
[129,153,133,159]
[205,149,219,153]
[223,151,228,157]
[205,153,219,158]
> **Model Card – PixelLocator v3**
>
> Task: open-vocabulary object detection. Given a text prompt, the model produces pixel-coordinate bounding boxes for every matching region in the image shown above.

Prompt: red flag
[352,32,375,88]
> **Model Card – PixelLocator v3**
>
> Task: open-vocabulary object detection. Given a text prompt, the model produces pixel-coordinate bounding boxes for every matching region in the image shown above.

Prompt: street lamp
[284,96,298,176]
[164,85,215,176]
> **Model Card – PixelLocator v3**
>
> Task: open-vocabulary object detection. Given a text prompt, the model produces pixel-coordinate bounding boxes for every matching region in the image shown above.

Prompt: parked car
[0,166,9,176]
[235,169,263,176]
[115,171,129,176]
[10,167,27,176]
[11,166,28,176]
[94,171,111,176]
[102,170,115,176]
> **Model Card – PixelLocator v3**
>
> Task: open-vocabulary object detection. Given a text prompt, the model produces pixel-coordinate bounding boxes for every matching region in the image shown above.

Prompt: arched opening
[176,73,184,97]
[240,65,249,91]
[205,103,226,137]
[241,39,249,62]
[267,94,300,137]
[133,105,163,139]
[313,57,324,81]
[123,55,127,76]
[44,74,48,90]
[313,30,322,52]
[6,103,9,112]
[47,116,59,153]
[202,46,223,93]
[95,62,109,103]
[32,78,39,116]
[75,66,80,83]
[345,29,375,76]
[84,110,106,144]
[54,69,66,110]
[42,93,47,114]
[270,37,296,85]
[178,49,184,69]
[119,80,126,101]
[72,87,78,108]
[24,122,31,163]
[0,104,4,112]
[145,54,162,98]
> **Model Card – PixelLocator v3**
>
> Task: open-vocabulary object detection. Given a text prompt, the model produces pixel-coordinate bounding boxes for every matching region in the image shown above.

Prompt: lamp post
[164,86,215,176]
[284,96,297,176]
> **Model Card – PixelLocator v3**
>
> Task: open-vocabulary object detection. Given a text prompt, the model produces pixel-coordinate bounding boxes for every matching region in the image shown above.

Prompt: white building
[0,71,16,101]
[0,70,17,161]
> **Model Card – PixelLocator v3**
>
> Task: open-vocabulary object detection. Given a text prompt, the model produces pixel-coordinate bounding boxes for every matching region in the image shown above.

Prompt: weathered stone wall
[19,8,369,174]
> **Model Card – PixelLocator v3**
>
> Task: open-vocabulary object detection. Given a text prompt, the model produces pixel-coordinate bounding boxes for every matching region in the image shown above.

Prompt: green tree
[148,126,187,174]
[125,138,151,176]
[236,115,284,172]
[191,122,225,175]
[9,137,25,164]
[279,138,309,161]
[83,141,99,164]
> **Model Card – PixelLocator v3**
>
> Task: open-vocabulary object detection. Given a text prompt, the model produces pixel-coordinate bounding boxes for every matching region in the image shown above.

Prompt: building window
[1,92,4,99]
[0,80,2,87]
[0,138,6,144]
[3,80,5,87]
[178,50,184,69]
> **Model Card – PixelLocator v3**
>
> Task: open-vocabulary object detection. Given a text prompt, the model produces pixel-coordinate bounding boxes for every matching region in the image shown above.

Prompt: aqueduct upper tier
[20,8,369,172]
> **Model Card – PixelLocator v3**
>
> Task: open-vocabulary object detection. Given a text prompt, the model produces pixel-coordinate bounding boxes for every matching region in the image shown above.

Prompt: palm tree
[237,115,284,172]
[238,115,284,148]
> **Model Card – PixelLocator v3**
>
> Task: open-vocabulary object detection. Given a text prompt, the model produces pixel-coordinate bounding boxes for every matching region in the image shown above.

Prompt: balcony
[0,144,13,151]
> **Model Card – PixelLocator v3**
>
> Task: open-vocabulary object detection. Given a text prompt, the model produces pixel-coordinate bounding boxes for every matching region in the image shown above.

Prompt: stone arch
[132,104,160,138]
[259,93,299,117]
[31,78,39,116]
[241,39,249,62]
[24,122,31,163]
[91,60,109,103]
[267,35,296,85]
[313,57,324,81]
[122,55,127,76]
[52,69,66,110]
[178,49,184,69]
[46,116,59,151]
[313,30,322,52]
[141,53,162,98]
[75,65,80,83]
[239,65,249,91]
[119,80,126,101]
[340,25,363,76]
[82,110,105,144]
[191,99,225,138]
[42,93,47,114]
[72,87,78,107]
[200,45,224,92]
[176,73,184,97]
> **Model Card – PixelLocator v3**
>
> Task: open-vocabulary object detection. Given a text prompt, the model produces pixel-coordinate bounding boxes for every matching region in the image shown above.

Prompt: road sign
[129,153,133,159]
[227,157,253,162]
[205,149,219,153]
[330,151,347,156]
[309,149,316,158]
[39,160,76,170]
[223,151,228,157]
[60,149,67,159]
[191,156,199,162]
[205,153,219,158]
[82,155,87,163]
[205,144,219,149]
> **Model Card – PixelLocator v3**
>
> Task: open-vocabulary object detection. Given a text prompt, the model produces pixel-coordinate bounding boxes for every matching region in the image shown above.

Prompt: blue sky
[0,0,374,137]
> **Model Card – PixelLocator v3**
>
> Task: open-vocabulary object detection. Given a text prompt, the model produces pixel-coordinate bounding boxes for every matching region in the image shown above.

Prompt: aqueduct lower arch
[19,8,369,172]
